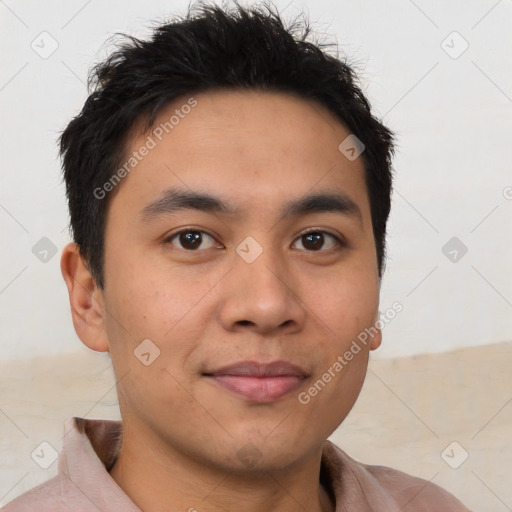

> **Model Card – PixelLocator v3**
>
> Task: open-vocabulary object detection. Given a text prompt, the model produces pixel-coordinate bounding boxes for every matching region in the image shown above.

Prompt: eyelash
[163,228,346,253]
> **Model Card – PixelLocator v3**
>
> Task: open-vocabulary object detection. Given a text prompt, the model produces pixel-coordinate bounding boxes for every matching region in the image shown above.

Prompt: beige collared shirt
[2,417,473,511]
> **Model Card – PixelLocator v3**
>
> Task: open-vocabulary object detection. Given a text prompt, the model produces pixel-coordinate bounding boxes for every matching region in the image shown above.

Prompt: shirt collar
[59,416,140,511]
[59,416,373,512]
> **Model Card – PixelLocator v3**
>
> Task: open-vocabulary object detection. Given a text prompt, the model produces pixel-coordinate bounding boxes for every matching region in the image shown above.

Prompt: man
[2,2,472,511]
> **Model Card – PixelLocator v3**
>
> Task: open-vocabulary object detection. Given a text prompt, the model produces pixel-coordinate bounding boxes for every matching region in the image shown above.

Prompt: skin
[61,89,382,512]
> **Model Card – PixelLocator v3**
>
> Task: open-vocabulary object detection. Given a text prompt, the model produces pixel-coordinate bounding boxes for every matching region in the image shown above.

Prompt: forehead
[112,89,369,220]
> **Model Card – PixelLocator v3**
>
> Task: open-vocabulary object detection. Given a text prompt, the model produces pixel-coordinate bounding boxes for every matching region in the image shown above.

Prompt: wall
[1,1,511,358]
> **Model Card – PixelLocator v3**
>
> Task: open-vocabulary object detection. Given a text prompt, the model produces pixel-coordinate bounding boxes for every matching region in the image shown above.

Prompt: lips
[203,361,309,403]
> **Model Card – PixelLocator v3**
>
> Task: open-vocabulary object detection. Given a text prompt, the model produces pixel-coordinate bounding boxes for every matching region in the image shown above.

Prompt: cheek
[294,347,369,443]
[307,267,380,343]
[103,265,185,338]
[299,265,379,417]
[101,263,218,380]
[101,275,203,418]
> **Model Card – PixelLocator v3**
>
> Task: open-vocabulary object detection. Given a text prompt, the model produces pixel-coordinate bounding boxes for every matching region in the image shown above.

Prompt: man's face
[98,89,381,471]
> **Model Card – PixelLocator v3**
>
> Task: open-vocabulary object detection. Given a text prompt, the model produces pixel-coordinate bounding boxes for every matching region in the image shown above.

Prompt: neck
[109,427,335,512]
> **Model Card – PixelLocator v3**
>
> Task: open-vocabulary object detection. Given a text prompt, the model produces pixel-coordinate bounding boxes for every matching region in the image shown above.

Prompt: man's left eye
[292,231,342,251]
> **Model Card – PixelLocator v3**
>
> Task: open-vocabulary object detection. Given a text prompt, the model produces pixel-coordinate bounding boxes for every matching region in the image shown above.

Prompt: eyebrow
[140,187,362,223]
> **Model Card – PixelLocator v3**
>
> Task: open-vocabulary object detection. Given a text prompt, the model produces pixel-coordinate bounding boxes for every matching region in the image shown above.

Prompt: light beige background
[1,341,511,510]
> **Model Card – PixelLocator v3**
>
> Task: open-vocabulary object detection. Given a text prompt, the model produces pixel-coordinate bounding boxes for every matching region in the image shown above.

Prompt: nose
[217,245,306,336]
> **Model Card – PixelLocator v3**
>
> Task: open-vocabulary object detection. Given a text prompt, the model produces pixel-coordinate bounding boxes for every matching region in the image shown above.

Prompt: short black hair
[59,0,394,289]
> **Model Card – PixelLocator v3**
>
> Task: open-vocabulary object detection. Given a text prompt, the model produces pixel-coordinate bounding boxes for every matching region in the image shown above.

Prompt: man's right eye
[164,229,219,251]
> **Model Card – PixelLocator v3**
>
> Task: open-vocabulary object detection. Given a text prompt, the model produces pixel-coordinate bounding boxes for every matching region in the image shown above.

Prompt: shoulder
[323,441,473,511]
[363,462,472,511]
[1,476,72,512]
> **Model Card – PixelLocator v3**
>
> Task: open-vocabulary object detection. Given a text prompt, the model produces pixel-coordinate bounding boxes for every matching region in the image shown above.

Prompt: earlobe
[60,243,109,353]
[370,327,382,351]
[370,310,382,351]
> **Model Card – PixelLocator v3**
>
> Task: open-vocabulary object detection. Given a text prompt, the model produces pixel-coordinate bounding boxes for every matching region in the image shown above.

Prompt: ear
[60,242,109,352]
[369,326,382,351]
[370,311,382,351]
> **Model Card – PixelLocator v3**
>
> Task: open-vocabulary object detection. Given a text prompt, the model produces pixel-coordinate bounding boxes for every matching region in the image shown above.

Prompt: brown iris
[179,231,203,250]
[301,232,324,251]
